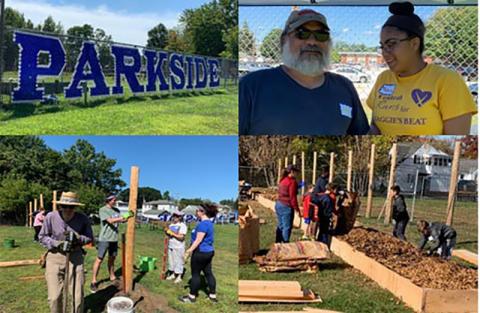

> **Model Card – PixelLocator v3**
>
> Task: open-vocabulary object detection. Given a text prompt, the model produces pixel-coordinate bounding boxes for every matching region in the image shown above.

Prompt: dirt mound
[338,227,477,290]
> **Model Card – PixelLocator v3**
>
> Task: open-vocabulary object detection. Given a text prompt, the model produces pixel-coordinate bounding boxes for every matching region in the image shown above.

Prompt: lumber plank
[239,309,341,313]
[19,275,44,281]
[0,259,40,268]
[239,280,301,288]
[423,288,478,313]
[238,295,322,303]
[239,280,304,298]
[452,249,478,266]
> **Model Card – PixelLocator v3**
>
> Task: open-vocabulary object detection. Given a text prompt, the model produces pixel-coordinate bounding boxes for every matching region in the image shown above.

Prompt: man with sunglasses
[39,192,93,313]
[239,9,369,135]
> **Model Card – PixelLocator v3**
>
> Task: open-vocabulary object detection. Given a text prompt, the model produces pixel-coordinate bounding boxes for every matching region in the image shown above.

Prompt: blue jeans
[275,201,293,243]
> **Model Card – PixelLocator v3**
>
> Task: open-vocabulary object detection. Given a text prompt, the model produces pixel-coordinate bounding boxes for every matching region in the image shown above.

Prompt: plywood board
[240,308,342,313]
[239,280,306,299]
[452,249,478,266]
[423,288,478,313]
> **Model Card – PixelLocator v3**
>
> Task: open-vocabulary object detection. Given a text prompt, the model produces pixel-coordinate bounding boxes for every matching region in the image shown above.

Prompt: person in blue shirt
[179,204,218,303]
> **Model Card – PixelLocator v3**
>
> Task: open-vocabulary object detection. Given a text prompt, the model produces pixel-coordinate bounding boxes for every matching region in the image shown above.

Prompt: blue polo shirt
[191,219,214,253]
[239,66,369,135]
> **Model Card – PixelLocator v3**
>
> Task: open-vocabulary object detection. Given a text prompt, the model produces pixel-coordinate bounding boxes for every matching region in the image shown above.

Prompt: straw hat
[54,191,84,206]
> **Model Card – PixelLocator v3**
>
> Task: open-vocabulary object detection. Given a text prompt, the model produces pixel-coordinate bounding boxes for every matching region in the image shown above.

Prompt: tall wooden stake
[125,166,139,294]
[384,143,397,225]
[292,155,297,165]
[53,190,57,211]
[39,194,44,210]
[301,151,305,195]
[25,206,28,227]
[329,152,335,183]
[446,142,461,226]
[366,144,375,218]
[347,150,353,191]
[277,159,282,183]
[34,198,37,212]
[29,202,33,227]
[284,157,288,168]
[312,151,317,184]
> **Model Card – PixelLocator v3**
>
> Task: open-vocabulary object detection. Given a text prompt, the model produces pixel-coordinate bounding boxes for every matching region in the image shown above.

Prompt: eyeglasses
[294,28,330,42]
[377,37,412,53]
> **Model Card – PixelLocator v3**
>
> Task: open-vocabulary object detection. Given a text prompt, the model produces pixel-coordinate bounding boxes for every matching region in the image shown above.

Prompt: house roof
[394,143,448,164]
[144,200,176,205]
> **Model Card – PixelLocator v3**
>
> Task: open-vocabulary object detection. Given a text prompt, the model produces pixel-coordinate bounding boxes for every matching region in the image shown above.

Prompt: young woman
[179,204,218,303]
[367,2,476,135]
[275,164,300,243]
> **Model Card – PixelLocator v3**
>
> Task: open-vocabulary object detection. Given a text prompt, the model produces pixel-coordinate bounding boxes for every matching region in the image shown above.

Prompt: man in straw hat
[90,194,134,292]
[239,8,369,135]
[39,191,93,313]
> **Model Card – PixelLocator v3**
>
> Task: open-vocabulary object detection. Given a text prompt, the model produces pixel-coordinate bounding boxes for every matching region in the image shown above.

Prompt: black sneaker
[208,295,218,303]
[178,295,196,303]
[90,282,98,293]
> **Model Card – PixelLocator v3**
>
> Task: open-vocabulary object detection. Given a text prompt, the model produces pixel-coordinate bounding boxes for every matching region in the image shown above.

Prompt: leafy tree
[260,28,282,62]
[62,139,125,193]
[64,24,95,72]
[425,7,477,68]
[146,23,169,49]
[239,21,255,57]
[76,184,105,215]
[4,7,35,71]
[165,28,188,52]
[118,187,163,209]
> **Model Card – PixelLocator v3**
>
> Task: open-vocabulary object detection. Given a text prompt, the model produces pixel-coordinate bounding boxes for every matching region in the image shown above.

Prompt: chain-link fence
[239,4,477,101]
[0,27,238,105]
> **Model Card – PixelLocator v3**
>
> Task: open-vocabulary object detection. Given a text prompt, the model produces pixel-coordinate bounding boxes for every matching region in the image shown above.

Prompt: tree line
[4,0,237,72]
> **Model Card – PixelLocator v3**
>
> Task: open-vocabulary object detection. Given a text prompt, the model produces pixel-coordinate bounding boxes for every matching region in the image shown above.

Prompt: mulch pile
[338,227,477,290]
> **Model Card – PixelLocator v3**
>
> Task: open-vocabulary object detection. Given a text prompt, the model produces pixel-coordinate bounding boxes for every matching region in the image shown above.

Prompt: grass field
[357,195,478,253]
[0,223,238,313]
[239,200,415,313]
[0,86,238,135]
[239,195,477,313]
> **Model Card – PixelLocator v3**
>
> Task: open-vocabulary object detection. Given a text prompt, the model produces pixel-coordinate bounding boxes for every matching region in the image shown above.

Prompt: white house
[392,143,477,194]
[181,205,203,216]
[141,200,178,214]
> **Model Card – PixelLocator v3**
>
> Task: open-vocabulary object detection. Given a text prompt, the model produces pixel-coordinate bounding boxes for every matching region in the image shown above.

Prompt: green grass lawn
[0,223,238,313]
[357,196,478,253]
[239,200,415,313]
[0,87,238,135]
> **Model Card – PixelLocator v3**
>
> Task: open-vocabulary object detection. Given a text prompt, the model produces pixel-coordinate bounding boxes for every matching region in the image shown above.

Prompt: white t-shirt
[168,222,187,249]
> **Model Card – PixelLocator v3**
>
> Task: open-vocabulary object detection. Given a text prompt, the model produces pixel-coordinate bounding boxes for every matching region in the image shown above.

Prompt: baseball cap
[284,9,330,35]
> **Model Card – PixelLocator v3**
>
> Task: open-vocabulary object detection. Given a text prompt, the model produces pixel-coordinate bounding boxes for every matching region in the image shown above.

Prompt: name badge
[379,84,396,96]
[339,103,352,118]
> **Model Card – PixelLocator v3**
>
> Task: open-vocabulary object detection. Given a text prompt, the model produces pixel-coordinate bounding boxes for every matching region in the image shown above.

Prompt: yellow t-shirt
[366,64,477,135]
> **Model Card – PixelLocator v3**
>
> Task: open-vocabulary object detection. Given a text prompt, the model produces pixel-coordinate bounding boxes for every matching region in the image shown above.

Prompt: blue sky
[8,0,212,46]
[41,136,238,202]
[240,5,438,47]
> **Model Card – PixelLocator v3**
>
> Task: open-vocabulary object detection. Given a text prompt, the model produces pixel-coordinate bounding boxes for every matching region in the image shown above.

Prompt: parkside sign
[12,31,221,102]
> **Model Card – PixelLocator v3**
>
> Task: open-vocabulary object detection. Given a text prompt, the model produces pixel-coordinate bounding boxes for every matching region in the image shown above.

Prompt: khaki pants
[45,250,85,313]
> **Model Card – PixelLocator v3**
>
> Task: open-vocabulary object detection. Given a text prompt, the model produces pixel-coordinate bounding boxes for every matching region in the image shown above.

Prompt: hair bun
[389,2,415,16]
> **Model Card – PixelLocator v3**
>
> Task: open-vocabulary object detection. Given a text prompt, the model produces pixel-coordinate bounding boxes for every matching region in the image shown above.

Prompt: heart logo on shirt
[411,89,432,107]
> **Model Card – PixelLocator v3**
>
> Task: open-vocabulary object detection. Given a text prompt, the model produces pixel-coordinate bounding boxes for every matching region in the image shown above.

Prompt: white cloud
[8,0,181,46]
[374,24,382,29]
[342,28,350,33]
[364,30,375,35]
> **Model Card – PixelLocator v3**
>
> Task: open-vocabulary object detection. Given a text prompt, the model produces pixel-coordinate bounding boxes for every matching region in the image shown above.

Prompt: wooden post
[25,205,28,227]
[29,202,33,227]
[34,198,37,212]
[39,194,44,210]
[347,150,353,191]
[277,159,281,184]
[384,143,397,225]
[301,151,305,195]
[121,233,126,293]
[53,190,57,211]
[284,157,288,168]
[366,144,376,218]
[446,142,461,226]
[312,151,317,184]
[125,166,139,294]
[411,169,419,222]
[329,152,335,183]
[292,155,297,165]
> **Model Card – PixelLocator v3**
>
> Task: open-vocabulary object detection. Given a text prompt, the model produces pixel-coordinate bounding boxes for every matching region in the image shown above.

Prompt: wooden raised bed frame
[257,194,477,313]
[331,237,477,313]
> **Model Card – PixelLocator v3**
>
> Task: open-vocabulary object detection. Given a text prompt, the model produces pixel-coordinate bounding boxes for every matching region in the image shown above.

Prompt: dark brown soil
[113,282,179,313]
[338,227,477,290]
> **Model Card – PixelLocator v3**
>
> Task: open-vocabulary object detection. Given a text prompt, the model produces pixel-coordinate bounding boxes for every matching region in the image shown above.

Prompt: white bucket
[106,296,135,313]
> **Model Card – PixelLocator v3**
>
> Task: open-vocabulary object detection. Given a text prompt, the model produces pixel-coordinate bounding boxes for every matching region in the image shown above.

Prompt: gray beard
[281,41,331,77]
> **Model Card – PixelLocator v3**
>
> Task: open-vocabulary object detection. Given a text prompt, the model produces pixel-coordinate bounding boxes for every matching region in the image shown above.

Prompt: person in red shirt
[302,184,318,240]
[275,164,300,243]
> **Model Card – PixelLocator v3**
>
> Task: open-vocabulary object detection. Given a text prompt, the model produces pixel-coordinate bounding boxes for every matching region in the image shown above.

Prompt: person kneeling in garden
[417,220,457,260]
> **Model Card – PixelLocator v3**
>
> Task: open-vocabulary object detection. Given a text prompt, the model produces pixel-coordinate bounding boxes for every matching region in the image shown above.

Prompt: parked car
[330,66,371,83]
[239,62,272,77]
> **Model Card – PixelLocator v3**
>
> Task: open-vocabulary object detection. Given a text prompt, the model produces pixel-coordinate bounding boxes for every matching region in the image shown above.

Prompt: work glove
[165,228,175,237]
[53,239,72,252]
[122,210,135,219]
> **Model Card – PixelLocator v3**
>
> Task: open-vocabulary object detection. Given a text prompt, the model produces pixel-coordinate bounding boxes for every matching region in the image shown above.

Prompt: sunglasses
[294,28,330,42]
